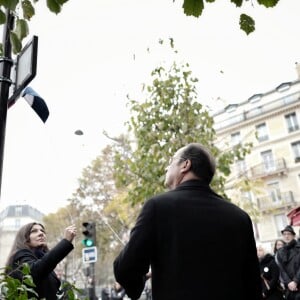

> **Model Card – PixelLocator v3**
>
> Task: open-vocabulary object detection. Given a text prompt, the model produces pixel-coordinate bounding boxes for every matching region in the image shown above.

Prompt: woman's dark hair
[180,143,216,184]
[5,222,48,268]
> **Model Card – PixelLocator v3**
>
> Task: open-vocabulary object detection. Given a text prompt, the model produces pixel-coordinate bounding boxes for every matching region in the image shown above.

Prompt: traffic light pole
[0,9,14,197]
[82,222,97,300]
[88,262,96,300]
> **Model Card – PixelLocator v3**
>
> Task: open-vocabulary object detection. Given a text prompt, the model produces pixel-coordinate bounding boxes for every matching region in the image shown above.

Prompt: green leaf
[21,263,31,275]
[239,13,255,35]
[23,278,36,287]
[22,0,35,20]
[0,8,6,24]
[231,0,243,7]
[0,0,19,10]
[46,0,61,14]
[257,0,279,8]
[182,0,204,17]
[10,31,22,54]
[15,19,29,40]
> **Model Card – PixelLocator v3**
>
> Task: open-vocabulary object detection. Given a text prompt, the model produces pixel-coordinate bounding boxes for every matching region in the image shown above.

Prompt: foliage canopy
[0,0,69,54]
[182,0,280,34]
[0,0,283,55]
[113,39,253,205]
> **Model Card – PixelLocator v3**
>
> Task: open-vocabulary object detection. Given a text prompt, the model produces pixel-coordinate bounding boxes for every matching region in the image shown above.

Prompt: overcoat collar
[175,180,213,192]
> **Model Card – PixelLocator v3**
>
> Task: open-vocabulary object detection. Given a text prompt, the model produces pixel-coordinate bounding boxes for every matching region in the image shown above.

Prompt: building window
[248,106,263,118]
[15,206,22,217]
[15,219,21,229]
[248,94,262,103]
[285,112,299,133]
[283,94,297,105]
[276,82,291,92]
[256,123,269,142]
[274,214,288,237]
[231,132,241,146]
[225,104,238,113]
[261,150,275,172]
[235,159,247,175]
[292,141,300,162]
[267,182,281,203]
[241,191,252,203]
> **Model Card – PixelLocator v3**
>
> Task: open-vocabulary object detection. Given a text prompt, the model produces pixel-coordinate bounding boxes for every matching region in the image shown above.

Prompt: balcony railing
[250,158,287,179]
[257,191,295,211]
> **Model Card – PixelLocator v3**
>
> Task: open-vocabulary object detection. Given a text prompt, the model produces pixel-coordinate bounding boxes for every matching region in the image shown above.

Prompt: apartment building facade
[0,204,44,268]
[213,77,300,244]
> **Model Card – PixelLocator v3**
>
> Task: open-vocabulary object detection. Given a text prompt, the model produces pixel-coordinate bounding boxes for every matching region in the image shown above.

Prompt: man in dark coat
[113,143,262,300]
[276,225,300,300]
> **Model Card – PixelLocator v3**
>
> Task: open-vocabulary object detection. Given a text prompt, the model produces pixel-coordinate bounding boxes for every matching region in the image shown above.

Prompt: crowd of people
[257,225,300,300]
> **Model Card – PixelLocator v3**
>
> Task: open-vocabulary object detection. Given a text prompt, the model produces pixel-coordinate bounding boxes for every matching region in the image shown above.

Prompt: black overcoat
[9,239,73,300]
[114,180,262,300]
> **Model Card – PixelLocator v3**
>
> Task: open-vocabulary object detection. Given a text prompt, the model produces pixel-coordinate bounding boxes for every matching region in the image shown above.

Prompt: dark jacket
[114,180,262,300]
[260,254,284,300]
[276,239,300,287]
[8,239,74,300]
[111,286,126,299]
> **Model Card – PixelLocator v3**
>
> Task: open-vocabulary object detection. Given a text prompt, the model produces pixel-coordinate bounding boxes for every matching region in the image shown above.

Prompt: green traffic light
[82,239,94,247]
[82,221,96,247]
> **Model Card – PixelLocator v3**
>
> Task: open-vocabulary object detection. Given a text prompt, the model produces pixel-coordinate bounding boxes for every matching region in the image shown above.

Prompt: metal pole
[88,262,96,300]
[0,9,14,197]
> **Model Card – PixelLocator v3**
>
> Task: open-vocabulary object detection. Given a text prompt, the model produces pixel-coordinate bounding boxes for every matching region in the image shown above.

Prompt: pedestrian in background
[257,245,284,300]
[101,286,111,300]
[276,225,300,300]
[273,239,286,256]
[110,281,126,300]
[273,239,287,293]
[113,143,261,300]
[5,222,76,300]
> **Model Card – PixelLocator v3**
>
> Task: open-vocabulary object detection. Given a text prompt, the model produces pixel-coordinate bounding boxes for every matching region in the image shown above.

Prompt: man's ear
[181,159,191,173]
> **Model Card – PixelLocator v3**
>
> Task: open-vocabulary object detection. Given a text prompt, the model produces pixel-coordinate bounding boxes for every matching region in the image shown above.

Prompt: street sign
[82,246,97,263]
[8,35,38,106]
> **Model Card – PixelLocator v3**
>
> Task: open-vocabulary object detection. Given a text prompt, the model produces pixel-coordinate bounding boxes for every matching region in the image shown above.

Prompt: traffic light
[82,222,96,247]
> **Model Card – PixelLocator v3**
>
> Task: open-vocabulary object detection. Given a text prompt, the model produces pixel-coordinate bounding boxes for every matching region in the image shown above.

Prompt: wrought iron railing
[257,191,295,210]
[250,158,287,178]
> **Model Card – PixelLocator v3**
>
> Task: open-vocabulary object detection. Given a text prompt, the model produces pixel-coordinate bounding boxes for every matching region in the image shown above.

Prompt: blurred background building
[214,64,300,244]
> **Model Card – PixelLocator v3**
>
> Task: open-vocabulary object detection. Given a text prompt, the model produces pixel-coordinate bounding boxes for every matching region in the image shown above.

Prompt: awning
[287,206,300,226]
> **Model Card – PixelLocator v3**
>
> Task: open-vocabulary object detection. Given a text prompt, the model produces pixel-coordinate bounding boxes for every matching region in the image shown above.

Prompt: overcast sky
[1,0,300,214]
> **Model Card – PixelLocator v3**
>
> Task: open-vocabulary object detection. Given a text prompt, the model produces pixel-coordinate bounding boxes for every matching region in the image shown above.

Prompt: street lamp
[0,9,38,197]
[0,9,14,196]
